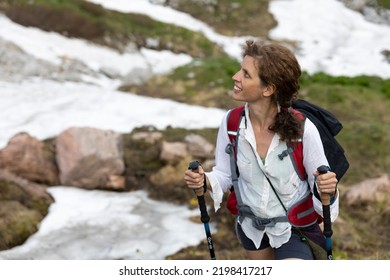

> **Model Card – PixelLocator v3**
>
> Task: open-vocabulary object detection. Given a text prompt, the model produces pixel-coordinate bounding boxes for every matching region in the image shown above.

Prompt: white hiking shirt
[205,103,339,249]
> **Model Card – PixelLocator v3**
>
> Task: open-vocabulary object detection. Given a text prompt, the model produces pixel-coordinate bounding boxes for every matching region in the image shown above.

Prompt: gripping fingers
[316,172,338,194]
[184,170,204,189]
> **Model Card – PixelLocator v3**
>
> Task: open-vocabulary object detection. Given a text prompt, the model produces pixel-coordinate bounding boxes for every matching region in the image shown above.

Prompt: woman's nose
[232,71,240,81]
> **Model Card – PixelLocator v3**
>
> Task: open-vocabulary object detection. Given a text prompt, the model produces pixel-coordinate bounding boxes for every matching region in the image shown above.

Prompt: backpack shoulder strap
[278,109,307,181]
[225,105,245,209]
[290,109,307,181]
[227,105,245,145]
[287,109,322,200]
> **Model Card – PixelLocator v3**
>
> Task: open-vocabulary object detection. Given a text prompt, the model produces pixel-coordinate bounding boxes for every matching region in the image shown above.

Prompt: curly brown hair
[243,40,303,142]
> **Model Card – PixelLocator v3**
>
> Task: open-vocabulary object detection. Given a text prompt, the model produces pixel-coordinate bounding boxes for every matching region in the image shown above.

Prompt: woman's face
[232,55,266,103]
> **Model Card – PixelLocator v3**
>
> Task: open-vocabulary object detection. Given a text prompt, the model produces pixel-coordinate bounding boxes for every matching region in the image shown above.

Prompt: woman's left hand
[313,170,338,197]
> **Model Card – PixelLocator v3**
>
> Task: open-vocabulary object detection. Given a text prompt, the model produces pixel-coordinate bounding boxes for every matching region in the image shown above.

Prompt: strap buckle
[253,218,274,230]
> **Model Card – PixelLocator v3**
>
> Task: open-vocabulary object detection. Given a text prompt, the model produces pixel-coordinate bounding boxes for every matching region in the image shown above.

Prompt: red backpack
[225,104,322,227]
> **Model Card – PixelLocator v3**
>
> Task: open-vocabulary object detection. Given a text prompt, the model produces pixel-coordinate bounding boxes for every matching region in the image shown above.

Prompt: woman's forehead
[242,55,259,72]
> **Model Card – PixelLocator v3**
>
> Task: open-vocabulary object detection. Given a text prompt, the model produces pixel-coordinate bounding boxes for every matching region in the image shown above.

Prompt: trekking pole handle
[188,161,210,224]
[317,165,331,206]
[317,165,333,240]
[188,161,206,197]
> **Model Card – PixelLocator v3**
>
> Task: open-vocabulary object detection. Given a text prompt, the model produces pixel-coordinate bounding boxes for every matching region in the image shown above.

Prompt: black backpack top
[292,99,349,181]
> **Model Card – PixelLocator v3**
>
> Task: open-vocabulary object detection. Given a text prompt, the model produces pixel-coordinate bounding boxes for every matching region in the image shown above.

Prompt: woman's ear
[262,83,276,97]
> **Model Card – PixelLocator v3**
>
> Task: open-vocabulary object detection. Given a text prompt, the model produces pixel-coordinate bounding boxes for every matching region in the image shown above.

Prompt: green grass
[121,55,242,109]
[299,72,390,185]
[171,56,240,90]
[378,0,390,9]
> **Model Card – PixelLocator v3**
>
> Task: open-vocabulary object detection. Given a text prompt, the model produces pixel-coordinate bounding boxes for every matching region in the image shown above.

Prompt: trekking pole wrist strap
[329,187,338,205]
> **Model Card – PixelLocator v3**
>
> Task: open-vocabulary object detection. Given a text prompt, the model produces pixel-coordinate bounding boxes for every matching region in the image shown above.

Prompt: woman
[184,40,339,260]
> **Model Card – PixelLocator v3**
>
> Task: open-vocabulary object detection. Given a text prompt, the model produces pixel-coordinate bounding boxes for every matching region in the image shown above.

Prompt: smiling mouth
[233,85,242,93]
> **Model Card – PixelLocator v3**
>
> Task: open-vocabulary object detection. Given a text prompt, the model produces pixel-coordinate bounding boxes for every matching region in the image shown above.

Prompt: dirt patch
[169,0,277,38]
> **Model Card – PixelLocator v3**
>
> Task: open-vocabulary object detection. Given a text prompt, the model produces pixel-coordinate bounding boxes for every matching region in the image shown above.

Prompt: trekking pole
[317,165,333,260]
[188,161,216,260]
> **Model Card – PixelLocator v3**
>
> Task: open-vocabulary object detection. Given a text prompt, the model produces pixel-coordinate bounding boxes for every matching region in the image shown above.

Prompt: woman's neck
[248,101,277,130]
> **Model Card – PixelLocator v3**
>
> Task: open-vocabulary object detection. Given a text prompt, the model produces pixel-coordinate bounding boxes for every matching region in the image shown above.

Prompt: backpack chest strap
[237,205,289,230]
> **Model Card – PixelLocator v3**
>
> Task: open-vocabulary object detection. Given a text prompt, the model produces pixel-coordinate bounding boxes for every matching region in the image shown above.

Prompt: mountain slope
[0,0,389,260]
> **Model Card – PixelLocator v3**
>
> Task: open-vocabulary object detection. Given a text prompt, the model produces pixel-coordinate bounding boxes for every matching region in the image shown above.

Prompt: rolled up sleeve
[303,119,339,221]
[205,111,233,212]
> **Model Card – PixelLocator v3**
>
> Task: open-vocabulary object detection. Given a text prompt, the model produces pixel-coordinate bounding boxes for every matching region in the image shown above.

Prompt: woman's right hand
[184,165,205,192]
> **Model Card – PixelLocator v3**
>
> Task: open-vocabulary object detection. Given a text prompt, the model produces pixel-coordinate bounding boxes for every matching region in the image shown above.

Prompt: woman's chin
[231,93,244,102]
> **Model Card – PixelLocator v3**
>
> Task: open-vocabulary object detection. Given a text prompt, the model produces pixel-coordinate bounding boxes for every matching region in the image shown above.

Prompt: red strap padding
[290,142,305,180]
[289,109,306,181]
[226,189,238,215]
[288,194,323,227]
[227,105,245,145]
